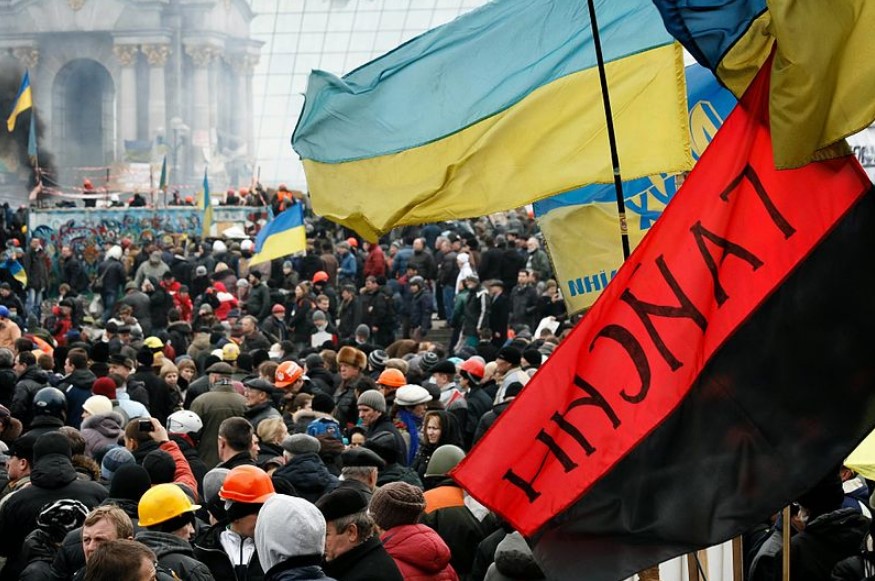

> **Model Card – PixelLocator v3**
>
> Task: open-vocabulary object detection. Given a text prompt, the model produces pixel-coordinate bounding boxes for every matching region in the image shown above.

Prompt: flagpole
[585,0,631,260]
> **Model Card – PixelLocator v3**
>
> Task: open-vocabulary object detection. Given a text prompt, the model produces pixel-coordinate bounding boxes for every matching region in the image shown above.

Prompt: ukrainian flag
[292,0,691,240]
[0,257,27,287]
[7,70,33,132]
[534,65,736,313]
[652,0,875,169]
[249,203,306,266]
[201,169,212,238]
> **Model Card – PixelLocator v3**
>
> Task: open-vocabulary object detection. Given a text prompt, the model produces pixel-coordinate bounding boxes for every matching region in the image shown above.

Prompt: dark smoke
[0,66,56,189]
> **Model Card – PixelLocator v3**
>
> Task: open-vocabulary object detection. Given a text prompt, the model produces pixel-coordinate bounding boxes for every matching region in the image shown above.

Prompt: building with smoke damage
[0,0,261,197]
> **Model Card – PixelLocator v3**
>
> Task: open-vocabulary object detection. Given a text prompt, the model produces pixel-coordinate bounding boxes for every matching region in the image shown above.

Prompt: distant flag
[27,111,37,163]
[534,64,736,313]
[201,168,212,238]
[249,203,306,266]
[292,0,690,240]
[651,0,875,168]
[6,70,33,132]
[158,156,168,192]
[453,57,875,580]
[0,256,27,287]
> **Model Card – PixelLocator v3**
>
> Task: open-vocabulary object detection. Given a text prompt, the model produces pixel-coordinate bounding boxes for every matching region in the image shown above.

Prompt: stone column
[113,44,139,159]
[185,45,217,172]
[229,54,258,157]
[141,44,170,136]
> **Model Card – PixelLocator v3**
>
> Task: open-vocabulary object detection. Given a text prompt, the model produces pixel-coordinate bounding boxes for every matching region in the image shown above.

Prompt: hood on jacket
[136,530,196,559]
[255,494,326,572]
[382,523,452,574]
[65,368,98,390]
[30,454,79,489]
[19,365,49,385]
[73,455,101,481]
[491,531,544,580]
[82,412,125,438]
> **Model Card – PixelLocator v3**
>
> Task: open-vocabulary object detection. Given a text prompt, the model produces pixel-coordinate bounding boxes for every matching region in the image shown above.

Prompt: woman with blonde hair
[256,416,287,471]
[159,362,183,411]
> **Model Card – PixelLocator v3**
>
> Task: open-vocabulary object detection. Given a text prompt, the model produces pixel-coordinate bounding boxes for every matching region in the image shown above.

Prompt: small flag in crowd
[6,70,32,132]
[453,56,875,580]
[249,202,306,266]
[0,256,27,287]
[292,0,690,240]
[201,168,212,239]
[158,156,168,192]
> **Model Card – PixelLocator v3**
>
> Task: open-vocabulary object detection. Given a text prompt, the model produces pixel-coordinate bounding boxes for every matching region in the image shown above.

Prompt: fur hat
[337,346,367,370]
[370,482,426,531]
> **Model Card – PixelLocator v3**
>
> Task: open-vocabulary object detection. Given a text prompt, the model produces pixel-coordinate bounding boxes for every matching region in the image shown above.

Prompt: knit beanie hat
[83,395,113,416]
[419,352,440,373]
[101,446,136,480]
[370,482,426,531]
[357,390,386,414]
[312,392,335,414]
[143,449,176,484]
[109,463,152,501]
[368,349,388,371]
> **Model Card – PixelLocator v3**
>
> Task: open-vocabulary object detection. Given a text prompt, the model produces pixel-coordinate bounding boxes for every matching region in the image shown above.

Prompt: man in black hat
[493,346,527,404]
[338,447,385,502]
[107,354,150,409]
[1,434,34,500]
[315,488,402,581]
[242,378,280,431]
[486,279,509,347]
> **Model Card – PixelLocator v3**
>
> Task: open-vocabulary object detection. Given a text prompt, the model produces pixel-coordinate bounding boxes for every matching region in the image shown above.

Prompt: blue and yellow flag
[0,256,27,287]
[293,0,691,240]
[201,169,212,238]
[250,203,306,266]
[7,70,33,132]
[158,156,168,192]
[534,65,736,313]
[651,0,875,168]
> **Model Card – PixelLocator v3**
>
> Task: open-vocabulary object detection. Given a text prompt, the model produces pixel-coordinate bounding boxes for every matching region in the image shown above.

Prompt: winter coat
[137,530,215,581]
[170,434,208,498]
[60,368,97,430]
[0,453,107,578]
[0,366,16,409]
[323,536,402,581]
[473,400,512,445]
[23,248,49,291]
[11,365,49,426]
[376,463,423,488]
[149,286,174,331]
[409,289,434,334]
[245,402,282,431]
[421,483,486,576]
[191,384,247,468]
[245,283,272,321]
[381,524,458,581]
[81,412,125,458]
[121,290,153,333]
[261,316,288,344]
[273,452,338,504]
[366,415,408,467]
[363,245,387,279]
[132,367,174,426]
[193,522,265,581]
[19,528,58,581]
[751,508,869,581]
[337,297,363,340]
[168,321,193,356]
[96,258,127,296]
[332,379,359,431]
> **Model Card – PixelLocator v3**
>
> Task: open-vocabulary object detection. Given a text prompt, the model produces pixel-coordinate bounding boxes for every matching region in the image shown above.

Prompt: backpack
[307,417,342,440]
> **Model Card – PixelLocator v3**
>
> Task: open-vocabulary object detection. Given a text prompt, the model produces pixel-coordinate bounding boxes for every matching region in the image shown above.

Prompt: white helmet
[241,239,254,252]
[166,410,203,435]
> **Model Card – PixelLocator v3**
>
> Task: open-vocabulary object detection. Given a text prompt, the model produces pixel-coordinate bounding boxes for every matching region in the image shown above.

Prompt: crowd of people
[0,197,869,581]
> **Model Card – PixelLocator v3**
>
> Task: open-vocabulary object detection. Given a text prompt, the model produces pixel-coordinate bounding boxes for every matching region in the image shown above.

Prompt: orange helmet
[312,271,329,284]
[377,368,406,389]
[346,237,358,248]
[219,465,275,504]
[275,361,303,387]
[459,358,485,380]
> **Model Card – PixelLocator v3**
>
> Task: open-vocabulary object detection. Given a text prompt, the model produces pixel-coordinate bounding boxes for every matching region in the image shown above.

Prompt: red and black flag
[453,56,875,580]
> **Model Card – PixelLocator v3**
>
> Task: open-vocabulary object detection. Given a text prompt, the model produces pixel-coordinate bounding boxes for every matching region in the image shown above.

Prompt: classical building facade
[0,0,261,187]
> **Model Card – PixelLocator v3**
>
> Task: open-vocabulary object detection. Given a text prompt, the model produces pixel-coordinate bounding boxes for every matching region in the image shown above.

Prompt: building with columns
[0,0,261,189]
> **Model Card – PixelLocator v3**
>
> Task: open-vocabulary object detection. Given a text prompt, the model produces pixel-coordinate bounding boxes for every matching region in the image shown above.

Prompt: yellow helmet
[138,483,200,527]
[144,336,164,350]
[222,342,240,362]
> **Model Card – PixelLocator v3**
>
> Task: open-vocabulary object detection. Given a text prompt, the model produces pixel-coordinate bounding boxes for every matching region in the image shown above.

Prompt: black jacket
[132,367,173,425]
[193,522,265,581]
[366,415,408,467]
[136,530,215,581]
[323,536,403,581]
[60,368,97,430]
[0,453,107,580]
[0,366,16,409]
[12,365,49,425]
[273,452,338,504]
